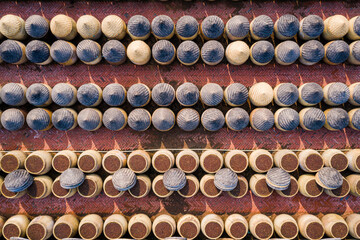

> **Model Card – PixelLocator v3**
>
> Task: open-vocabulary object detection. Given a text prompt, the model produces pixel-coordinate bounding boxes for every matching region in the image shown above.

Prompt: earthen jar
[224,150,248,173]
[103,214,127,239]
[77,174,103,198]
[346,174,360,197]
[228,175,248,198]
[27,175,53,199]
[346,213,360,239]
[26,215,54,240]
[128,174,151,198]
[103,175,124,198]
[201,214,224,239]
[2,215,29,240]
[176,149,199,173]
[77,150,102,173]
[51,176,76,199]
[177,214,201,240]
[200,174,222,198]
[24,151,52,175]
[102,150,127,174]
[78,214,103,240]
[298,174,323,198]
[177,174,199,198]
[128,214,152,239]
[127,150,151,174]
[200,150,224,173]
[152,175,173,198]
[1,178,26,199]
[152,149,175,173]
[152,214,176,239]
[346,149,360,173]
[225,214,248,239]
[321,213,349,239]
[273,214,298,239]
[249,214,274,240]
[297,214,325,240]
[52,150,77,173]
[324,177,350,198]
[249,149,273,173]
[0,150,26,173]
[298,149,324,172]
[273,149,299,172]
[322,149,348,172]
[276,176,299,198]
[250,174,274,198]
[53,214,79,240]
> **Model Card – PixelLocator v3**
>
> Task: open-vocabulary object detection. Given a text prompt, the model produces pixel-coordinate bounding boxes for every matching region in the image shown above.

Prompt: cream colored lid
[50,14,74,38]
[77,15,100,39]
[101,15,125,39]
[226,41,250,65]
[249,82,274,106]
[127,40,151,65]
[326,15,349,38]
[0,14,24,38]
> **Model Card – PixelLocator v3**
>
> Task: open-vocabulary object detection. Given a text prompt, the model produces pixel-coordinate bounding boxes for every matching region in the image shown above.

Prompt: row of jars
[1,149,359,175]
[1,212,360,240]
[1,82,357,108]
[2,106,360,132]
[1,166,358,200]
[2,38,360,66]
[1,14,359,42]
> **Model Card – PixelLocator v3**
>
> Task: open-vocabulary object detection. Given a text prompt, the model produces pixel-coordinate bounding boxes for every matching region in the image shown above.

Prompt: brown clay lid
[280,154,298,172]
[105,222,123,239]
[154,221,173,238]
[255,222,272,239]
[229,178,248,198]
[3,223,20,239]
[128,154,147,172]
[53,154,71,172]
[130,222,147,239]
[54,223,72,239]
[154,178,171,197]
[306,179,322,197]
[255,155,272,172]
[255,178,273,197]
[330,179,349,197]
[230,221,247,239]
[204,178,221,197]
[179,178,197,197]
[0,154,19,172]
[229,154,247,172]
[78,178,97,197]
[153,154,172,172]
[305,154,323,171]
[78,155,96,172]
[25,155,44,173]
[203,154,222,172]
[27,223,46,240]
[27,179,45,198]
[179,221,198,239]
[331,222,348,239]
[330,154,348,171]
[1,183,17,198]
[204,221,223,239]
[281,178,298,197]
[103,155,121,172]
[305,222,324,240]
[80,223,97,239]
[129,178,148,197]
[280,221,298,239]
[52,180,70,197]
[178,154,197,172]
[104,179,121,197]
